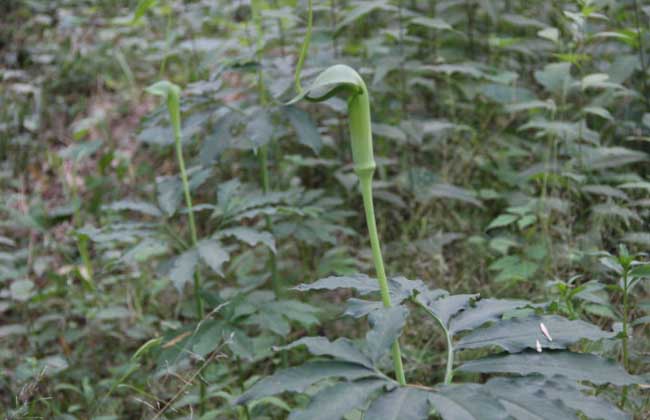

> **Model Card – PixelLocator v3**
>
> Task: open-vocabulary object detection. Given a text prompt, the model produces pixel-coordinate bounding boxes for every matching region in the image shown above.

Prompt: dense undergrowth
[1,0,649,418]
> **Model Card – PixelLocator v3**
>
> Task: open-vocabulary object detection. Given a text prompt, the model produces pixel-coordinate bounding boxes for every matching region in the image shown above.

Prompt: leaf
[293,274,379,295]
[365,387,431,420]
[246,108,274,149]
[132,0,158,24]
[233,361,380,405]
[630,264,650,278]
[289,379,387,420]
[456,315,614,353]
[415,293,477,328]
[218,227,276,253]
[157,176,183,217]
[428,184,483,207]
[95,306,131,320]
[486,377,630,420]
[458,351,638,386]
[102,200,162,217]
[486,214,518,230]
[336,1,396,32]
[534,62,572,96]
[280,337,373,368]
[482,377,579,420]
[168,249,199,292]
[345,298,384,318]
[365,306,408,363]
[448,298,529,335]
[197,239,230,277]
[479,84,536,105]
[409,17,453,31]
[428,384,507,420]
[285,106,323,154]
[578,147,647,170]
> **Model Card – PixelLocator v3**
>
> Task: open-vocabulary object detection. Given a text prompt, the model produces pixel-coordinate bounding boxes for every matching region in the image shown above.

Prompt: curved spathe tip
[287,64,366,105]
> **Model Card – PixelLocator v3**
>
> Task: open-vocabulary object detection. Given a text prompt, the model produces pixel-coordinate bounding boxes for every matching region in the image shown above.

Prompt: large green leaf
[168,249,199,291]
[364,306,408,363]
[415,292,477,328]
[197,239,230,277]
[448,298,529,335]
[482,377,579,419]
[293,274,379,295]
[289,379,387,420]
[486,377,630,420]
[458,351,637,386]
[365,387,431,420]
[234,361,379,405]
[456,315,613,352]
[280,337,373,368]
[428,384,507,420]
[285,105,323,154]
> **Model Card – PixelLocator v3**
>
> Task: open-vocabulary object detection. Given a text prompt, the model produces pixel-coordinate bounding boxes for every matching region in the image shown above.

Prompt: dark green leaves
[288,379,387,420]
[234,362,380,405]
[458,351,638,386]
[365,306,408,364]
[285,105,323,154]
[456,315,614,352]
[280,337,373,368]
[365,387,431,420]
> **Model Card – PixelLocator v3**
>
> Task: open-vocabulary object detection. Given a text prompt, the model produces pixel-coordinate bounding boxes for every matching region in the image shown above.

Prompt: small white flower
[536,339,542,353]
[540,322,553,341]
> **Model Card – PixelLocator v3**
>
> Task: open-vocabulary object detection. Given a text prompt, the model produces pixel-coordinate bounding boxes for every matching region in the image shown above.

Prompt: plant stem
[359,173,406,385]
[620,267,630,408]
[252,0,282,298]
[444,330,454,384]
[168,90,206,414]
[294,0,313,93]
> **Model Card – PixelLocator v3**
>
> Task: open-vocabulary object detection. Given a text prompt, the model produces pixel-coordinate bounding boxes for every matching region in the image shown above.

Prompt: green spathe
[288,64,375,176]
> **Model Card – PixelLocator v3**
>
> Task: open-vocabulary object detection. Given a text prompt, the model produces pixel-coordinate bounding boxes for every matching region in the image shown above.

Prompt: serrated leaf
[157,176,183,217]
[428,384,507,420]
[280,336,373,368]
[365,387,431,419]
[197,239,230,277]
[365,306,408,363]
[448,298,529,335]
[345,298,383,318]
[415,293,477,329]
[486,214,518,230]
[168,249,199,292]
[233,361,379,405]
[428,184,483,207]
[456,315,614,353]
[409,16,453,31]
[289,379,387,420]
[102,200,162,217]
[285,106,323,154]
[458,351,638,386]
[630,264,650,278]
[483,377,579,419]
[218,227,276,253]
[487,376,630,420]
[293,274,379,295]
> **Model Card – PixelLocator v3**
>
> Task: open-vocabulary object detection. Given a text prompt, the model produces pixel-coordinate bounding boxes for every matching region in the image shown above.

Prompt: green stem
[252,0,282,297]
[167,86,206,415]
[444,330,454,384]
[359,173,406,385]
[621,268,630,407]
[294,0,313,93]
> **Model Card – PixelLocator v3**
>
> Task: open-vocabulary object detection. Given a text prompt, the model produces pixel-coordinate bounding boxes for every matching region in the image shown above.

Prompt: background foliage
[1,0,649,418]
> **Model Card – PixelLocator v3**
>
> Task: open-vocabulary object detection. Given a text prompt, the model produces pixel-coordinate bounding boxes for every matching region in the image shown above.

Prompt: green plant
[289,64,406,385]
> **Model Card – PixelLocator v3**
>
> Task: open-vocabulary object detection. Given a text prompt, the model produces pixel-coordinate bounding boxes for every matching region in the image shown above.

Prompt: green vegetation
[1,0,649,419]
